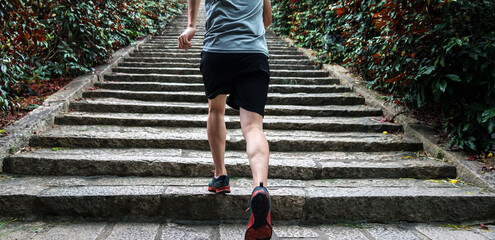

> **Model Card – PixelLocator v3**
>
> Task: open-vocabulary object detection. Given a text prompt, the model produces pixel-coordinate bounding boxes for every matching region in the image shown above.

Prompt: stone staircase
[1,4,495,225]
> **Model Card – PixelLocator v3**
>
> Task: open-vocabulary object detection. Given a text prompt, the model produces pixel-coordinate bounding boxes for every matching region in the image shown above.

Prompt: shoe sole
[245,190,272,240]
[208,185,231,194]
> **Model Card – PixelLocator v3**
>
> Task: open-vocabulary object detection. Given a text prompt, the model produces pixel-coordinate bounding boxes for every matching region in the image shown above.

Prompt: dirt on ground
[0,77,73,132]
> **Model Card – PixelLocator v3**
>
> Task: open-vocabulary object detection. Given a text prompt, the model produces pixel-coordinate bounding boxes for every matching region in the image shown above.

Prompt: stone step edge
[92,82,349,92]
[53,112,402,133]
[1,176,493,223]
[68,99,384,117]
[29,126,423,152]
[81,90,365,106]
[5,152,456,179]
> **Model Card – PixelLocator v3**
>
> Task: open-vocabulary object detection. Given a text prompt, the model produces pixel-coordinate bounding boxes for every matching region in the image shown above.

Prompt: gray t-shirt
[203,0,269,57]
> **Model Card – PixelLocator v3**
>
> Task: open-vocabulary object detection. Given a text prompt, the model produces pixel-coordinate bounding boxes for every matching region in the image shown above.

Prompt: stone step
[150,36,283,42]
[152,34,279,38]
[82,89,364,106]
[117,62,320,70]
[112,67,329,78]
[138,45,294,51]
[104,73,338,85]
[136,48,299,55]
[145,42,290,48]
[129,52,308,59]
[53,112,401,133]
[1,176,492,222]
[5,148,455,179]
[5,220,492,240]
[146,39,287,44]
[123,57,314,65]
[70,98,383,117]
[146,42,290,48]
[94,82,350,94]
[154,34,282,39]
[29,125,423,152]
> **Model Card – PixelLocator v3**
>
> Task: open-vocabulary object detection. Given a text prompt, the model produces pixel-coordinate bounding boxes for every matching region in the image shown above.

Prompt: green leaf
[469,52,478,60]
[423,66,435,75]
[488,121,495,134]
[439,80,447,92]
[446,74,462,82]
[465,141,476,151]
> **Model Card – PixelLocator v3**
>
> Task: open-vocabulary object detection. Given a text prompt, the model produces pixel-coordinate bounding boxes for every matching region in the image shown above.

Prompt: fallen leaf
[402,156,415,159]
[468,155,476,160]
[426,179,444,184]
[383,131,388,134]
[449,179,458,184]
[480,224,489,230]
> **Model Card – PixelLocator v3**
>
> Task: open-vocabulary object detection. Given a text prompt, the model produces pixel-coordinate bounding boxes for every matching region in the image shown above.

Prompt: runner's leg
[208,94,228,177]
[240,107,269,188]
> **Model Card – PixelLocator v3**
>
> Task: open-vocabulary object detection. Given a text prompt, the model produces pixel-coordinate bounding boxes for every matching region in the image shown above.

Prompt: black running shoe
[245,182,272,240]
[208,175,231,194]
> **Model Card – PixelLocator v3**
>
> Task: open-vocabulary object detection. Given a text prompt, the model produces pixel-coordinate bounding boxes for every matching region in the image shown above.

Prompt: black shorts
[200,51,270,117]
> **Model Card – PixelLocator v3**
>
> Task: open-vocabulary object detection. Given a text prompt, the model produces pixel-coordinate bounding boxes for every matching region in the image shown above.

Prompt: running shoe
[208,175,231,194]
[245,182,272,240]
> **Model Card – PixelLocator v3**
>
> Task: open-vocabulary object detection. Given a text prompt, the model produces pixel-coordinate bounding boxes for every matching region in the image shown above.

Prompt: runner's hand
[178,27,196,50]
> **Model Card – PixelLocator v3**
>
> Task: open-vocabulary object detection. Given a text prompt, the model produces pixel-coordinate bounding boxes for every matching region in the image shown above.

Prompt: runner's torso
[203,0,269,57]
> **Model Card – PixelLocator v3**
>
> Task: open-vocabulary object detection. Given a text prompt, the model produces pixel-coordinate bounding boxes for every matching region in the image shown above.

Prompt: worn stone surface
[82,89,364,106]
[274,225,320,238]
[69,98,383,117]
[113,67,329,78]
[320,225,369,240]
[118,61,319,70]
[415,224,490,240]
[365,224,426,240]
[94,81,349,94]
[5,148,455,179]
[104,73,339,85]
[2,220,494,239]
[0,176,494,221]
[219,224,245,240]
[106,223,160,240]
[33,222,106,240]
[160,223,215,240]
[473,224,495,239]
[28,125,423,152]
[0,220,49,240]
[53,112,402,133]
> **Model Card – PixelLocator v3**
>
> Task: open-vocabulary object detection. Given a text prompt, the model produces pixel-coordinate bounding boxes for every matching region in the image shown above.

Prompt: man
[178,0,273,239]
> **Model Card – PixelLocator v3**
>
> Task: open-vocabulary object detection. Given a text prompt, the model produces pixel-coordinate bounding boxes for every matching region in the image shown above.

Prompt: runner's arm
[178,0,201,50]
[262,0,272,28]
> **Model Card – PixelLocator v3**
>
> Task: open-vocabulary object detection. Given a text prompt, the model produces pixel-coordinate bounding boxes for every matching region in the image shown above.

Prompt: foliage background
[271,0,495,153]
[0,0,186,122]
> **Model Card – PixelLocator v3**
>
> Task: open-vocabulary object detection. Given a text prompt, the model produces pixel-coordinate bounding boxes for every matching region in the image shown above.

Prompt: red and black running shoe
[208,175,231,194]
[245,182,272,240]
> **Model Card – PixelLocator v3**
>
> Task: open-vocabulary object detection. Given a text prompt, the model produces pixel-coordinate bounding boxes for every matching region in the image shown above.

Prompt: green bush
[271,0,495,152]
[0,0,185,116]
